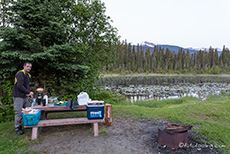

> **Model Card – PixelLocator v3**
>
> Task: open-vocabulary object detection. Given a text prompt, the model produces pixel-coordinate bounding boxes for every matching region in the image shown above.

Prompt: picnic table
[33,104,87,120]
[24,104,112,140]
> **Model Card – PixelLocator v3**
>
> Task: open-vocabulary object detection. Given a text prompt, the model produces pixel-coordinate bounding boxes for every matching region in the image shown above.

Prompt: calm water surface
[99,75,230,101]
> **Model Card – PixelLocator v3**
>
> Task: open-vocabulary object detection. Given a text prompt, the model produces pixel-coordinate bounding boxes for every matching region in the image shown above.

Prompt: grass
[0,94,230,153]
[112,94,230,153]
[0,121,37,154]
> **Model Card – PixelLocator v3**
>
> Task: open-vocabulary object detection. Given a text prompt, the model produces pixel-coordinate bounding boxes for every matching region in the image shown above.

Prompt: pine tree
[151,45,158,72]
[140,49,144,72]
[127,43,132,71]
[193,52,197,71]
[197,50,202,70]
[0,0,118,96]
[220,46,225,67]
[156,47,164,71]
[214,49,219,67]
[165,48,170,71]
[150,48,154,72]
[209,47,214,68]
[203,51,209,70]
[144,48,150,72]
[182,50,186,70]
[130,44,136,72]
[171,51,176,71]
[123,41,128,70]
[177,48,183,71]
[185,50,190,69]
[135,44,140,72]
[119,41,126,71]
[114,42,123,72]
[160,48,165,71]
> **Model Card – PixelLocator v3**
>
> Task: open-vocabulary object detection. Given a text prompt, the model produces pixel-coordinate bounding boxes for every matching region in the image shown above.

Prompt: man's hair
[23,62,32,66]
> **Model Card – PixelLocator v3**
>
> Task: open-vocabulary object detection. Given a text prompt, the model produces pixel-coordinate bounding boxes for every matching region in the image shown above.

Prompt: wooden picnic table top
[33,104,87,111]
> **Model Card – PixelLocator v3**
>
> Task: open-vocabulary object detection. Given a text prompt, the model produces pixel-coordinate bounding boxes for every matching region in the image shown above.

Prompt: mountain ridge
[140,41,222,55]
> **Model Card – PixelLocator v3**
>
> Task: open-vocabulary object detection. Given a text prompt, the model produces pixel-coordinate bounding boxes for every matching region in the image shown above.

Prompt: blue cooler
[87,101,104,120]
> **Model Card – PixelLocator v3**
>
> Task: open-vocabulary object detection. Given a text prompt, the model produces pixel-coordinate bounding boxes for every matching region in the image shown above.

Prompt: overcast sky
[102,0,230,49]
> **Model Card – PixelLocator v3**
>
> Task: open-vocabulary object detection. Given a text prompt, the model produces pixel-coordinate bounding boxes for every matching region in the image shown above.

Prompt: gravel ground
[28,118,221,154]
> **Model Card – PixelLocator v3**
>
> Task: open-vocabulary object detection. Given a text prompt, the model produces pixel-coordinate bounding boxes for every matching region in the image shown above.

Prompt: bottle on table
[37,93,42,105]
[32,98,36,107]
[43,95,48,106]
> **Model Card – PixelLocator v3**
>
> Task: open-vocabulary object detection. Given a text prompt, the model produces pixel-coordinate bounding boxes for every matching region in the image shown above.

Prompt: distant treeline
[103,41,230,74]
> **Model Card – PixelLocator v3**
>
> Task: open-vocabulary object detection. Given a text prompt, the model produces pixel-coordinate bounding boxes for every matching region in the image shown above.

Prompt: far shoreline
[100,73,230,77]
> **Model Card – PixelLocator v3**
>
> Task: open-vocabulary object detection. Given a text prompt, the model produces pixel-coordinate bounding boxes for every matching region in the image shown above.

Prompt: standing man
[12,62,34,135]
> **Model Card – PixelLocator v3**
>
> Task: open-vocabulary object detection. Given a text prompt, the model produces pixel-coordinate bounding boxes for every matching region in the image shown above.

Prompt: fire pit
[158,124,192,149]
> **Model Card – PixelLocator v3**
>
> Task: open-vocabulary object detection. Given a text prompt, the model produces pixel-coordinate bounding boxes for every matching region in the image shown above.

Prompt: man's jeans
[13,97,31,128]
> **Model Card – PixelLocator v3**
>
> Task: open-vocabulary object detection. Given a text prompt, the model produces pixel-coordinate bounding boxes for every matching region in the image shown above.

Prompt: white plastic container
[43,95,48,106]
[77,92,91,105]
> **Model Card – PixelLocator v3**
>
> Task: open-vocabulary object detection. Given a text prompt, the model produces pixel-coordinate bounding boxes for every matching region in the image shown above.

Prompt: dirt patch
[28,118,221,154]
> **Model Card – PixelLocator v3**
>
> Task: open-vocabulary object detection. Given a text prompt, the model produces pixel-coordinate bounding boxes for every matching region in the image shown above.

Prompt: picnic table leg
[32,127,38,140]
[45,112,48,119]
[93,123,98,136]
[40,111,46,120]
[105,104,113,126]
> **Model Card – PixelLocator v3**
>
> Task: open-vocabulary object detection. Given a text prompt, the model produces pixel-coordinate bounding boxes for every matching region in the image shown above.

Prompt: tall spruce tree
[138,48,144,72]
[127,43,132,71]
[130,44,136,72]
[177,48,183,71]
[144,48,150,72]
[135,44,140,72]
[214,49,219,67]
[185,50,190,70]
[0,0,118,97]
[165,48,170,71]
[203,51,208,70]
[197,50,203,70]
[209,47,214,68]
[156,47,162,71]
[171,51,176,70]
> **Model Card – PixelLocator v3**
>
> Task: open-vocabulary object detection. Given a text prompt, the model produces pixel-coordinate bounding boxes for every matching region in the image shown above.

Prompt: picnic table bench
[24,117,104,140]
[24,104,112,140]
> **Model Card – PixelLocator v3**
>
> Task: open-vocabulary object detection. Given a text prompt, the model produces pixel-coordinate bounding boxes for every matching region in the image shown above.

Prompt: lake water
[98,75,230,101]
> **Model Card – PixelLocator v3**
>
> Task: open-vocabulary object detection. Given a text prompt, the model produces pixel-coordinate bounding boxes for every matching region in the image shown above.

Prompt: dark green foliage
[0,80,13,105]
[0,105,14,123]
[0,0,118,97]
[89,89,125,104]
[0,0,13,27]
[0,0,118,121]
[0,80,14,123]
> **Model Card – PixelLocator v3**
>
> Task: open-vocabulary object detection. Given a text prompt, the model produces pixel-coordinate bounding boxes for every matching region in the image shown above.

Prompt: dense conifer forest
[103,41,230,74]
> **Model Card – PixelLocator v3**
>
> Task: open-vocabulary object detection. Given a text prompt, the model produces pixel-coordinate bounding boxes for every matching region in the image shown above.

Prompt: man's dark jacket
[12,70,31,98]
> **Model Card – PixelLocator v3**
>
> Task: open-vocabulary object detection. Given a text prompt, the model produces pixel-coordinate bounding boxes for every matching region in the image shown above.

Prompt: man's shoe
[15,127,24,135]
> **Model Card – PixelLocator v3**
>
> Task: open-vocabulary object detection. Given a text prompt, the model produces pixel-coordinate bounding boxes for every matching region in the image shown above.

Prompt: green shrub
[0,105,14,123]
[88,89,125,104]
[1,80,13,105]
[0,80,14,123]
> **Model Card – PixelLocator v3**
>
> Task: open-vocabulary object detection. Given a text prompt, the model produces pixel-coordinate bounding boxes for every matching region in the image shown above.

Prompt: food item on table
[22,108,32,114]
[55,101,64,105]
[36,88,44,92]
